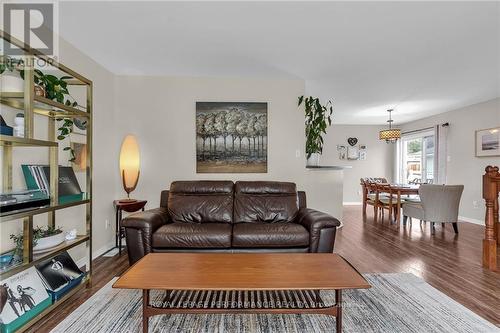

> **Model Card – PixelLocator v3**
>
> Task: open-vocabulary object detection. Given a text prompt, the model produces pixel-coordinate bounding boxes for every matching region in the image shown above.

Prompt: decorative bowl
[33,232,66,253]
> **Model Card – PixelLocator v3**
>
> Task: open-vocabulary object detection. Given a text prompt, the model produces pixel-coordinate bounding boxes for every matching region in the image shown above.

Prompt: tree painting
[196,102,268,173]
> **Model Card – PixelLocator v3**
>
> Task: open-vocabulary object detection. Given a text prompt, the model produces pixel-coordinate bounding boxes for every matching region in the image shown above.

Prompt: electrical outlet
[105,219,110,229]
[472,201,479,209]
[295,150,301,158]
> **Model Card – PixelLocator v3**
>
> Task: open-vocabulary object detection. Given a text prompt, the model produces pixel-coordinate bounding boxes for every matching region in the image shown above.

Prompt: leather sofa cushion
[234,181,299,223]
[168,181,234,223]
[232,222,309,248]
[152,223,232,248]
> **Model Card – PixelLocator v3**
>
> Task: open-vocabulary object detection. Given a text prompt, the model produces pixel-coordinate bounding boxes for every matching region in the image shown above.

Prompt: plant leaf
[45,74,58,83]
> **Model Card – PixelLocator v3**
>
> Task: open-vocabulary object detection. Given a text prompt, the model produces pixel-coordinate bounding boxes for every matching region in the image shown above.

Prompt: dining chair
[374,183,399,223]
[402,184,464,234]
[360,178,388,218]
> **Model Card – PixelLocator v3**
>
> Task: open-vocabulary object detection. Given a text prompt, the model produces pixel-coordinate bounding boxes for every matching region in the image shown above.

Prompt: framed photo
[347,146,359,160]
[70,142,87,172]
[72,117,88,135]
[337,145,347,160]
[475,127,500,157]
[359,145,367,160]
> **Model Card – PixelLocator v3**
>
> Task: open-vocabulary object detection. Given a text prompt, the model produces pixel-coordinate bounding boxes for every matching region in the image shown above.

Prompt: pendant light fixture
[379,109,401,143]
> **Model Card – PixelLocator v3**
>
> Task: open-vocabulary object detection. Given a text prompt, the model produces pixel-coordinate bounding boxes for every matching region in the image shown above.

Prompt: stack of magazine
[21,165,84,204]
[22,165,51,195]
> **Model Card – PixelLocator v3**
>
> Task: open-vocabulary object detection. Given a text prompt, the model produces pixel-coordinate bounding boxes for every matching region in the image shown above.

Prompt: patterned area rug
[51,273,499,333]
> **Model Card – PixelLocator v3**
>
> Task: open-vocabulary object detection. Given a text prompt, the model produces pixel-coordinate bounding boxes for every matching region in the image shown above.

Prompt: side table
[113,200,147,255]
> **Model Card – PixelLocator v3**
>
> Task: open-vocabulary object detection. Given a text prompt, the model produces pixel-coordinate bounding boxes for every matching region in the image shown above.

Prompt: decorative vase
[14,113,24,137]
[306,153,321,167]
[33,232,66,253]
[0,72,24,92]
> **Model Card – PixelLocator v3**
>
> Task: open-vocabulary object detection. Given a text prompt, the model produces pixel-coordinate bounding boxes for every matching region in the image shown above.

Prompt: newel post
[482,166,499,270]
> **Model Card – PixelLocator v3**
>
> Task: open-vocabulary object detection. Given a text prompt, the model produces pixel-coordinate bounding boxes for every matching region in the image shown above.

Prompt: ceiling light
[379,109,401,143]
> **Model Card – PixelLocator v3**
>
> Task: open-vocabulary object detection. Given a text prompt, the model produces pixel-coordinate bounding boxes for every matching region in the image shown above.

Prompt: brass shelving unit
[0,29,93,332]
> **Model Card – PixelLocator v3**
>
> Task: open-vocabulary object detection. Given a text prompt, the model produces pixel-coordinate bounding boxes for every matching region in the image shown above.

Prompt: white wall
[113,76,345,218]
[321,125,394,203]
[400,98,500,222]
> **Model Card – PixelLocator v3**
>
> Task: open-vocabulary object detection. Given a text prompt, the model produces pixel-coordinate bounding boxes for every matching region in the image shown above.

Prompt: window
[397,130,435,184]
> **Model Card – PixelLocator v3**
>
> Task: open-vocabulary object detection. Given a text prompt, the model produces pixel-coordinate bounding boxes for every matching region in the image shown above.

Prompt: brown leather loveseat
[122,180,341,265]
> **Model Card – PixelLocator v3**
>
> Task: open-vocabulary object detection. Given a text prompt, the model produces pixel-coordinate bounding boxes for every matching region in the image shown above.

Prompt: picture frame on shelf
[70,142,87,172]
[72,117,88,135]
[475,127,500,157]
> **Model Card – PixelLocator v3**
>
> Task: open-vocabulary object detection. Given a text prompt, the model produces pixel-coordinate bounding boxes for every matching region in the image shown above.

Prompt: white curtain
[434,124,448,184]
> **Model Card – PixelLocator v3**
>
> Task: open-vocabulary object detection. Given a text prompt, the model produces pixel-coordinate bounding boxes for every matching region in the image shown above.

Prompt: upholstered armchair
[402,184,464,234]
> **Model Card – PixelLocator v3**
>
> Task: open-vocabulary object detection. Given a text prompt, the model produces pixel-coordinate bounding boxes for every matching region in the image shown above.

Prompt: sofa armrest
[295,208,341,253]
[121,207,169,265]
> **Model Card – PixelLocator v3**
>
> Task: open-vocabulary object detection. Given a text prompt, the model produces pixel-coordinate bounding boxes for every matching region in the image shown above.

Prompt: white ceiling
[59,1,500,124]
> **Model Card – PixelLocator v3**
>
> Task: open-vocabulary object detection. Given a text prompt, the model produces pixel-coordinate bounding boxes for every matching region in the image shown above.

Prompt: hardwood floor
[28,205,500,332]
[337,206,500,326]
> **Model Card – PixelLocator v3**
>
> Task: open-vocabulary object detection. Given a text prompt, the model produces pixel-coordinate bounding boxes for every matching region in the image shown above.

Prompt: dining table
[378,183,420,226]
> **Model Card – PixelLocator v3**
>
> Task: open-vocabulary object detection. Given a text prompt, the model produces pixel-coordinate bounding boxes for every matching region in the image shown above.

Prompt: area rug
[50,273,499,333]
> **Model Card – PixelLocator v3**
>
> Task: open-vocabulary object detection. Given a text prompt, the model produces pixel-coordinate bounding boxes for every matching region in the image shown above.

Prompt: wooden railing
[483,166,499,271]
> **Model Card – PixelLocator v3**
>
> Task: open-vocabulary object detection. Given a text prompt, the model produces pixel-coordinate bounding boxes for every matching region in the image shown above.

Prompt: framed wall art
[475,127,500,157]
[196,102,268,173]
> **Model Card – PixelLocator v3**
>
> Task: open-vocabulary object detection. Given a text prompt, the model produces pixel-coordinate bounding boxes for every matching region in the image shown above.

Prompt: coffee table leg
[335,289,342,332]
[143,289,149,333]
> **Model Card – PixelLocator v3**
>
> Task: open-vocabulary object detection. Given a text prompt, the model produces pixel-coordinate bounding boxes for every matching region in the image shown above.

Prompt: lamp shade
[119,135,140,195]
[379,128,401,141]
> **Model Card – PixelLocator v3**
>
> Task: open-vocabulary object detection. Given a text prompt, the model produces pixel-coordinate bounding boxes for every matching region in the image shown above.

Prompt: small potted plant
[10,226,65,257]
[298,96,334,166]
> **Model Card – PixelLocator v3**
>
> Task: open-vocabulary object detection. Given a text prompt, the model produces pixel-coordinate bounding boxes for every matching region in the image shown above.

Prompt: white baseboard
[458,216,483,226]
[93,240,117,259]
[75,240,116,268]
[343,202,362,205]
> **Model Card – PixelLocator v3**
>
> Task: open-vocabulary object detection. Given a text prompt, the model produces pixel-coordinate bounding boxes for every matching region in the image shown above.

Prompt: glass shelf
[0,135,58,147]
[0,92,90,118]
[0,196,91,223]
[0,234,90,279]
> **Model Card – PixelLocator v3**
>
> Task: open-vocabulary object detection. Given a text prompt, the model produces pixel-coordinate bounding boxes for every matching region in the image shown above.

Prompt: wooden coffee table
[113,253,370,332]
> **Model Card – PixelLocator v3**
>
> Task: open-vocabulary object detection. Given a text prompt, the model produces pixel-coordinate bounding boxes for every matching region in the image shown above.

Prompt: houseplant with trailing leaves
[298,96,333,166]
[1,56,82,161]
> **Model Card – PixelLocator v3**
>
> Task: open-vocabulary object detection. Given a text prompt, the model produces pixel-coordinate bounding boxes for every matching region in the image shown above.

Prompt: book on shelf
[0,267,52,333]
[35,252,84,302]
[21,165,84,204]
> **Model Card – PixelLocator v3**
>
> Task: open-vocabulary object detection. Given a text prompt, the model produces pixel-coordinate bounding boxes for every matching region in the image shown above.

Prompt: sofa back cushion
[168,181,234,224]
[234,181,299,223]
